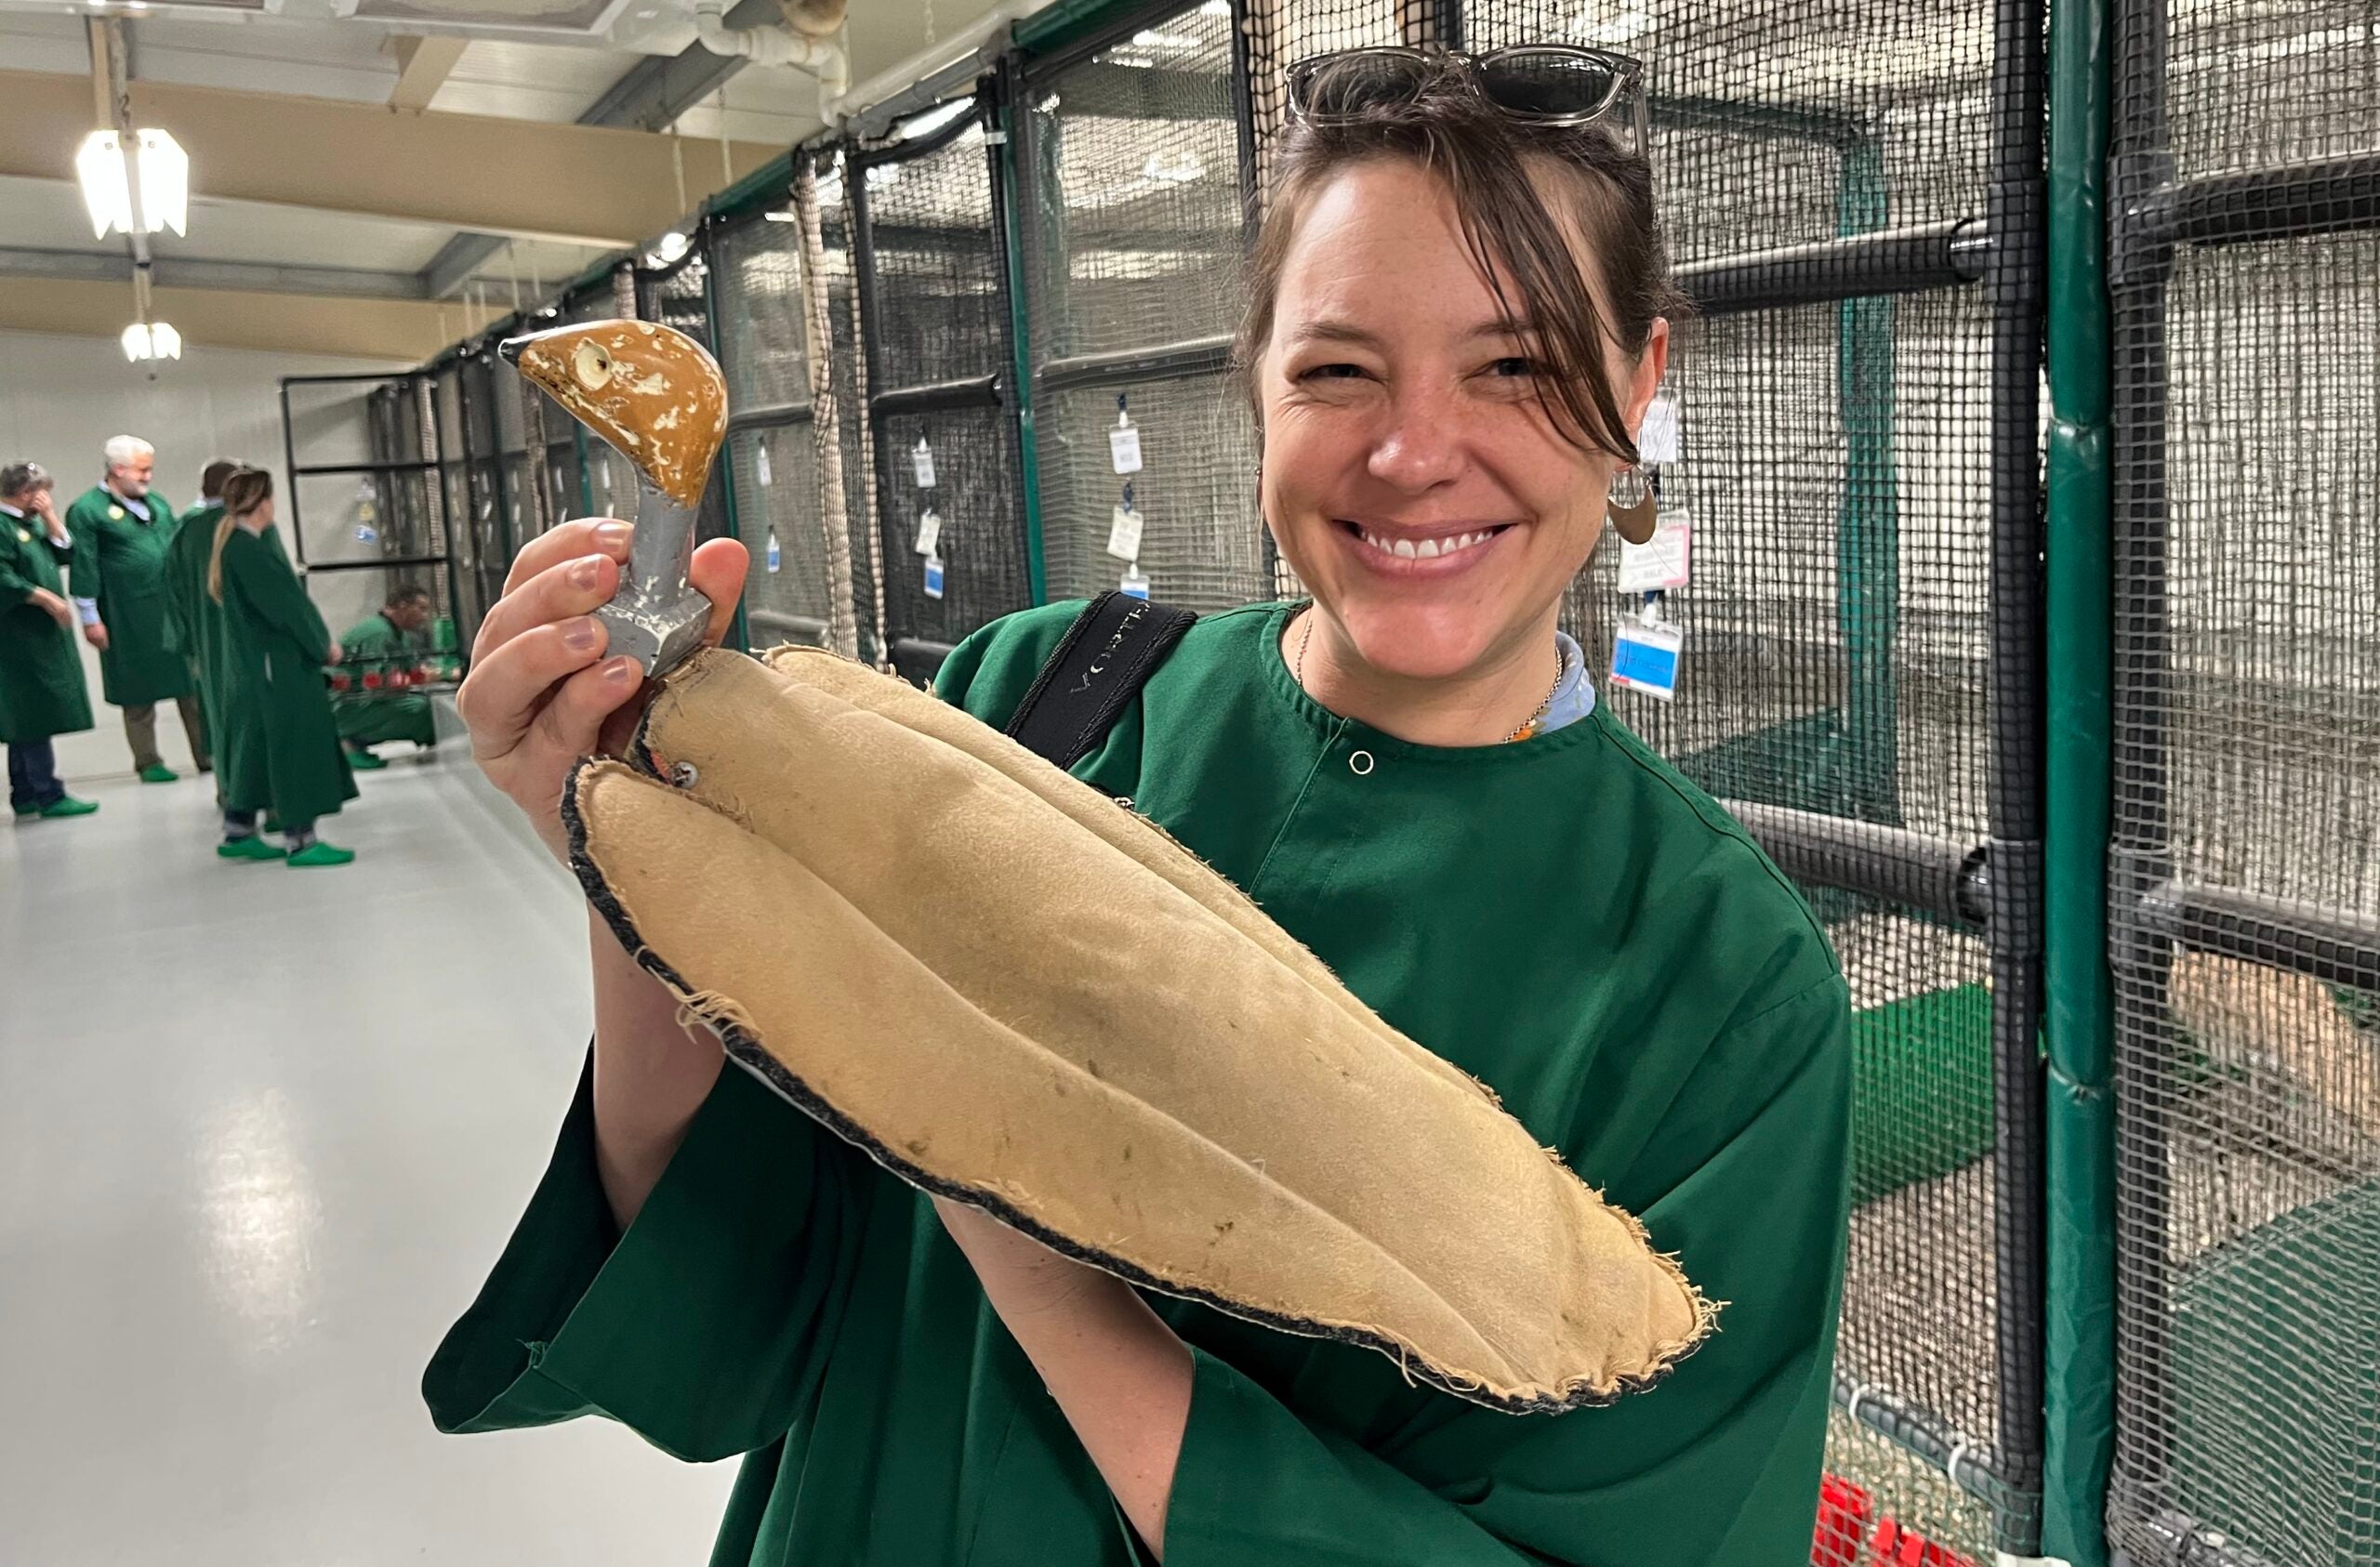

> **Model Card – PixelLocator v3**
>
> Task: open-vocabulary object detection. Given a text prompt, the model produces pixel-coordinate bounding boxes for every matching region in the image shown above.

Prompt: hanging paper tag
[1120,566,1151,600]
[1617,506,1692,593]
[1106,503,1144,562]
[1638,395,1681,466]
[756,444,774,487]
[922,554,945,599]
[1108,422,1144,476]
[915,507,943,557]
[765,529,782,573]
[1610,619,1685,702]
[913,439,937,489]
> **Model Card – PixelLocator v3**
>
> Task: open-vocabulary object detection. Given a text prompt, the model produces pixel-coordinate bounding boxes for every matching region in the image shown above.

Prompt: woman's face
[1256,158,1667,683]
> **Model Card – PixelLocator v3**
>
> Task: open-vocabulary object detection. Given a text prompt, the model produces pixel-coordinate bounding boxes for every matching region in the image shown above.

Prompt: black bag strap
[1006,591,1197,770]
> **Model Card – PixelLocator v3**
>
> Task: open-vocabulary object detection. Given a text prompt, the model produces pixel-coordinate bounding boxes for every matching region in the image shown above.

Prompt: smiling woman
[427,40,1852,1567]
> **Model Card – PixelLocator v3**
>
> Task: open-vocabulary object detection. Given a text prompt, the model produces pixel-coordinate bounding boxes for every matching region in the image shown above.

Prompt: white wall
[0,329,411,784]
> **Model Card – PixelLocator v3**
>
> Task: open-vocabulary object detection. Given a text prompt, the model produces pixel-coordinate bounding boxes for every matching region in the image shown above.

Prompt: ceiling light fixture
[121,322,182,362]
[76,127,189,239]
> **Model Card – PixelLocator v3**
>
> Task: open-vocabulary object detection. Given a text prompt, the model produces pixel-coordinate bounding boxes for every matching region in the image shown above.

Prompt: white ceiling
[0,0,1012,292]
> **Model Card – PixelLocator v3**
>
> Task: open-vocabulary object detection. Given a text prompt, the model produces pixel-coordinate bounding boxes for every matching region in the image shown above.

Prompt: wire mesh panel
[853,101,1033,676]
[2106,0,2380,1560]
[810,150,887,663]
[1022,2,1270,610]
[714,211,841,649]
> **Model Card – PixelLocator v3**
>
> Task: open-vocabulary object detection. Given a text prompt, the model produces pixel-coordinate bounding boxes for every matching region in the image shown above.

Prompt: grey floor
[1,725,734,1564]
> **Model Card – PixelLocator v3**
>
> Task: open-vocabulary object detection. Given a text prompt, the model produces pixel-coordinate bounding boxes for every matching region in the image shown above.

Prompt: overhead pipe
[690,0,851,98]
[824,2,1032,133]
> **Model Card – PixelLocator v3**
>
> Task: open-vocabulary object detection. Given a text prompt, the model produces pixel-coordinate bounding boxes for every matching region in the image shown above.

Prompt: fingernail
[562,617,600,652]
[593,520,632,554]
[570,557,605,589]
[602,657,639,683]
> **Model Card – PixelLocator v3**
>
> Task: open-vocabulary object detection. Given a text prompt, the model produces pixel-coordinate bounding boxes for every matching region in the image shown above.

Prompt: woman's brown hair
[207,467,273,604]
[1236,51,1685,465]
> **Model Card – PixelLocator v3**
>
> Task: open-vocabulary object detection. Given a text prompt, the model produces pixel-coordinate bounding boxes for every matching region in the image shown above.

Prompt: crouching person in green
[205,468,357,867]
[336,584,438,770]
[2,464,98,820]
[426,50,1852,1567]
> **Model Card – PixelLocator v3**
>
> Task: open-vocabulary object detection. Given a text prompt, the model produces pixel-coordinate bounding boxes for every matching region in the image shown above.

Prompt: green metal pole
[998,68,1049,605]
[2042,0,2117,1550]
[1836,139,1901,825]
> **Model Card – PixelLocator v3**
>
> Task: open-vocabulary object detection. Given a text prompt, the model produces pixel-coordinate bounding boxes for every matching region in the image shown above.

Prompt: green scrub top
[213,525,356,825]
[64,483,189,706]
[0,508,94,744]
[426,599,1853,1567]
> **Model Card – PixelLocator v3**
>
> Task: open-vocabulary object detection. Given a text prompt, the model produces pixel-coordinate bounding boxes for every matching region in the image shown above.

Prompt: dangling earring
[1606,463,1658,546]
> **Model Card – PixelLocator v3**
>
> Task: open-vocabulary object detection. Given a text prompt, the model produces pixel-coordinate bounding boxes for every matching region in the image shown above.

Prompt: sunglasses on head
[1285,45,1650,156]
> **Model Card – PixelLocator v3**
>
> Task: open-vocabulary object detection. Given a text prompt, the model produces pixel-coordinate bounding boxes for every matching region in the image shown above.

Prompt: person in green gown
[2,463,98,820]
[165,458,242,804]
[205,467,358,867]
[335,584,438,770]
[427,51,1852,1566]
[64,434,208,783]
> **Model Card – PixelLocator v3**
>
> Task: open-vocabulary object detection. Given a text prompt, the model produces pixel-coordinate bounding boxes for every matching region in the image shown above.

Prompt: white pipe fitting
[690,0,851,97]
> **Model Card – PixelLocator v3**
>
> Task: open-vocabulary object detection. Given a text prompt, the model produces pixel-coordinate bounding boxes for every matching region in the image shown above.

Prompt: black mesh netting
[812,149,890,664]
[2106,0,2380,1560]
[1022,1,1271,610]
[853,106,1033,661]
[712,211,842,651]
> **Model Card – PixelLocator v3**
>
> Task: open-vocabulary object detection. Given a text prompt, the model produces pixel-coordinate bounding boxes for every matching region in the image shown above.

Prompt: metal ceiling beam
[420,0,783,299]
[0,245,431,299]
[388,34,469,112]
[0,274,469,362]
[0,68,784,247]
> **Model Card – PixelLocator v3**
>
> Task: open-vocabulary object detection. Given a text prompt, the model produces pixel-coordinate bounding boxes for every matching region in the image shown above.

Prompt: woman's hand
[325,638,344,665]
[455,518,747,859]
[29,587,72,628]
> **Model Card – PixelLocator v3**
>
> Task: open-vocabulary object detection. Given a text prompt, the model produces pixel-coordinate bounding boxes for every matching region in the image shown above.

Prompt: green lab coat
[335,612,436,748]
[165,501,225,753]
[214,524,355,826]
[426,599,1853,1567]
[64,483,189,705]
[0,508,94,744]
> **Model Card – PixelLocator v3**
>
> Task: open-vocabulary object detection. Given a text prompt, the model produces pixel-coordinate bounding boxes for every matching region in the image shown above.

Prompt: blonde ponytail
[209,467,274,603]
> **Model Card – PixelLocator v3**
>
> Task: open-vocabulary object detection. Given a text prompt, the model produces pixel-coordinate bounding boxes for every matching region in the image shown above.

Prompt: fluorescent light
[655,229,690,263]
[1200,0,1229,14]
[77,127,189,238]
[763,208,798,223]
[121,323,181,362]
[136,130,189,236]
[865,163,902,191]
[1132,29,1197,48]
[899,98,973,142]
[78,132,131,239]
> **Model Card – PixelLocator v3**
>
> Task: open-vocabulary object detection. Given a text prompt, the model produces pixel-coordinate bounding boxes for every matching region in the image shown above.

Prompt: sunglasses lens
[1477,49,1623,121]
[1292,50,1433,120]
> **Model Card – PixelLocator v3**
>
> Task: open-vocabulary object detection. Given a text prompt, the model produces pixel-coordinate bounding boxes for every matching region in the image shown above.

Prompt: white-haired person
[65,433,209,783]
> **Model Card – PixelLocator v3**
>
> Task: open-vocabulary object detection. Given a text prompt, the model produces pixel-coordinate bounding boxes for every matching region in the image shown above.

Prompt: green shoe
[287,841,356,868]
[11,802,34,819]
[39,796,99,818]
[347,748,388,771]
[139,764,178,784]
[218,836,287,862]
